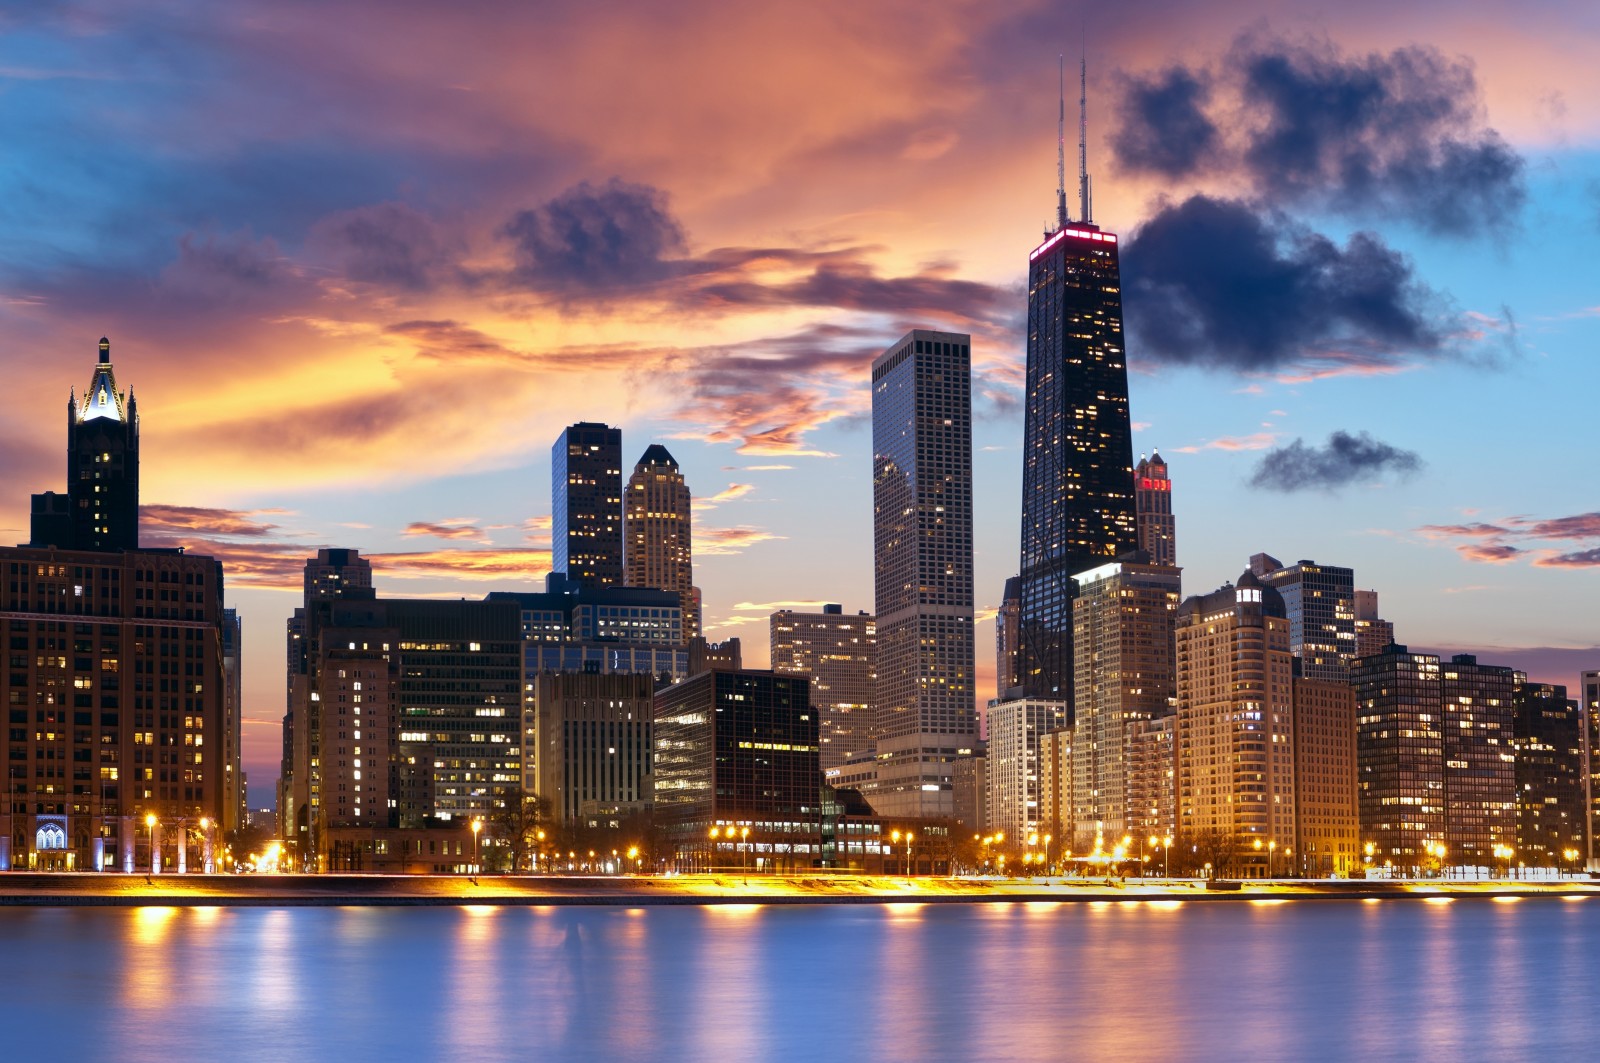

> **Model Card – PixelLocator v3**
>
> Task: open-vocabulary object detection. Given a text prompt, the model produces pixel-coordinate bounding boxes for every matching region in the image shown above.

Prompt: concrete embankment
[0,873,1595,908]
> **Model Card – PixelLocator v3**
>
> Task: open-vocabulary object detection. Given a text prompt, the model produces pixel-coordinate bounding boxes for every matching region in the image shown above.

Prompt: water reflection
[0,899,1597,1062]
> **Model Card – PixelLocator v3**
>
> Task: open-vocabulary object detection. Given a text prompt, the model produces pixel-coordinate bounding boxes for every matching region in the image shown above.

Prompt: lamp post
[740,825,750,877]
[145,813,158,875]
[470,817,483,873]
[1163,835,1173,879]
[199,817,213,874]
[905,831,915,877]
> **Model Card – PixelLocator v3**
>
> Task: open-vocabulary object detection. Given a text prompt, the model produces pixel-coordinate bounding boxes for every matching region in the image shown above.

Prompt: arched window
[36,823,68,851]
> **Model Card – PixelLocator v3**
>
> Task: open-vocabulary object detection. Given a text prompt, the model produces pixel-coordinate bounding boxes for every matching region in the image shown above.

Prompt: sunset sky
[2,2,1596,799]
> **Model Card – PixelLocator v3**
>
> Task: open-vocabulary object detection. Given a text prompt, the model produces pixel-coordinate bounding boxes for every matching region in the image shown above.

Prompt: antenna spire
[1079,48,1092,225]
[1056,55,1068,231]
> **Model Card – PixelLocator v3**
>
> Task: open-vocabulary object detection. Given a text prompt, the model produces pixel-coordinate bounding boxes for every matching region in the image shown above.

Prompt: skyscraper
[1353,589,1396,658]
[29,337,140,552]
[1134,452,1175,567]
[770,605,877,771]
[1292,676,1360,877]
[1251,556,1357,681]
[1510,678,1583,868]
[624,444,700,640]
[872,329,976,819]
[995,576,1022,701]
[1016,138,1138,703]
[552,422,623,588]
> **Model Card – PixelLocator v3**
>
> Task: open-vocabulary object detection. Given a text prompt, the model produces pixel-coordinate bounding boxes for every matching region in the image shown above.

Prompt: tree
[487,786,551,873]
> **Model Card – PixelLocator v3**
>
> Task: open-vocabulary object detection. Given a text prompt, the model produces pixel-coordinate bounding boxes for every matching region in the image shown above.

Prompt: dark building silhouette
[30,338,140,552]
[552,422,623,588]
[1511,678,1584,868]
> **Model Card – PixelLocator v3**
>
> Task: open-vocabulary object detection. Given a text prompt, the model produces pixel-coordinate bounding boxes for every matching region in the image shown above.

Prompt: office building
[1134,452,1176,568]
[986,696,1067,843]
[996,576,1022,701]
[1584,670,1600,870]
[951,750,989,833]
[28,338,140,553]
[1440,654,1517,865]
[552,422,623,588]
[653,669,820,870]
[529,671,654,823]
[871,329,976,818]
[770,605,877,771]
[1511,678,1584,868]
[1292,675,1360,877]
[624,444,700,641]
[1069,556,1180,850]
[1176,572,1297,876]
[1251,556,1357,681]
[3,339,232,872]
[489,576,688,681]
[1353,589,1395,659]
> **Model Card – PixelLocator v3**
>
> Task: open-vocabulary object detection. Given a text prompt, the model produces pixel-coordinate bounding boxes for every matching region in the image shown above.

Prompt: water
[1,898,1595,1062]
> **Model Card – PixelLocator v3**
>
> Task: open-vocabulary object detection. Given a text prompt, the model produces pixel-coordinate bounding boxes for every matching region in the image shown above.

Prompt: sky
[1,1,1596,803]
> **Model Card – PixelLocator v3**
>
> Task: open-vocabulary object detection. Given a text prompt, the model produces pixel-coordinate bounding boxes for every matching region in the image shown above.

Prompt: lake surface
[1,898,1595,1062]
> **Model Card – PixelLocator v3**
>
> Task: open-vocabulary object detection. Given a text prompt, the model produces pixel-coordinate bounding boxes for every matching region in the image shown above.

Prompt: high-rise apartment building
[1511,678,1584,868]
[1069,557,1180,850]
[1134,452,1175,568]
[653,669,820,869]
[1353,589,1395,658]
[28,338,140,553]
[1037,728,1073,841]
[1017,214,1138,703]
[1126,716,1176,846]
[871,329,976,819]
[1585,670,1600,870]
[1292,675,1360,876]
[624,444,700,641]
[1252,556,1357,681]
[1440,654,1517,865]
[1176,572,1297,876]
[552,422,623,588]
[770,605,877,771]
[3,340,233,873]
[985,696,1067,843]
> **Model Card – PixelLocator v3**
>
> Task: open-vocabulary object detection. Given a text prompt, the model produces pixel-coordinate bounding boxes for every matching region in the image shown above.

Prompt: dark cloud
[159,230,302,303]
[308,203,455,290]
[1112,36,1525,237]
[1249,430,1422,491]
[692,260,1011,325]
[501,179,687,292]
[1514,512,1600,540]
[1124,195,1445,373]
[1111,67,1219,178]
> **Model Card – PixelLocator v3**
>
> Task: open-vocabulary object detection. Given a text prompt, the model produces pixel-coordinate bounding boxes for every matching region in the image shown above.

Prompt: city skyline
[0,5,1596,798]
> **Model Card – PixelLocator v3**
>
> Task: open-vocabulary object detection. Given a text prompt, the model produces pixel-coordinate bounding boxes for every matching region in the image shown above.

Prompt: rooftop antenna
[1056,55,1068,232]
[1079,45,1092,225]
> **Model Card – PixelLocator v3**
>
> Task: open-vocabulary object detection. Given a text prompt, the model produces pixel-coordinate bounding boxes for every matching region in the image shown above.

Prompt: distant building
[1252,556,1356,681]
[770,605,877,771]
[1134,452,1176,568]
[489,577,688,680]
[1070,556,1180,851]
[624,444,700,641]
[552,422,623,588]
[1176,572,1297,877]
[1585,670,1600,871]
[653,669,820,871]
[1037,728,1073,844]
[689,636,742,674]
[995,576,1022,702]
[1292,676,1360,877]
[871,329,976,818]
[986,696,1067,843]
[951,750,988,834]
[1441,654,1517,866]
[1126,716,1176,847]
[1353,589,1395,659]
[1511,678,1584,869]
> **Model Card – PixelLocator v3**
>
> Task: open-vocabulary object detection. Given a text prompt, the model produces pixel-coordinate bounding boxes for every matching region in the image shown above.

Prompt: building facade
[1017,222,1138,703]
[1134,452,1175,568]
[552,422,623,588]
[985,696,1067,844]
[530,671,654,823]
[653,669,820,870]
[624,444,700,641]
[1353,589,1395,659]
[1037,728,1073,844]
[1292,675,1360,877]
[1069,557,1180,851]
[1440,654,1517,866]
[770,605,876,772]
[1511,678,1584,868]
[1176,573,1297,876]
[1352,645,1444,869]
[871,329,976,819]
[995,576,1022,705]
[1252,556,1357,681]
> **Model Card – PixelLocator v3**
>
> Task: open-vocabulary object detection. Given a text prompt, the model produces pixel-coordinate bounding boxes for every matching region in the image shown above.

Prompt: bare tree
[487,786,551,872]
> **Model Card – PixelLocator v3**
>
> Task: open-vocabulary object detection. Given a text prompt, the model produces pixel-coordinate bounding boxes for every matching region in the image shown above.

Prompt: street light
[470,818,483,873]
[145,813,158,875]
[905,831,914,877]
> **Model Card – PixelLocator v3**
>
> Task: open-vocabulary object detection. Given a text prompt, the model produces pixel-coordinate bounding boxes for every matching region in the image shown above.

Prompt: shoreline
[0,873,1595,908]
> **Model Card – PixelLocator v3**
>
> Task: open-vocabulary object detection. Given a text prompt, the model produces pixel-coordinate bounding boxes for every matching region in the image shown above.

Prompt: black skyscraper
[552,421,623,588]
[29,337,140,551]
[1015,124,1137,704]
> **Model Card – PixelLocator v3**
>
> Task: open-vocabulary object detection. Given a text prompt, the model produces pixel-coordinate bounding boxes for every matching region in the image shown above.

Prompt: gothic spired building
[29,338,140,552]
[1015,216,1138,702]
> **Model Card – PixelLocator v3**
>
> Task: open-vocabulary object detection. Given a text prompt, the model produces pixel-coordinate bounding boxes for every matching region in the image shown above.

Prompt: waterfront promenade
[0,872,1595,907]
